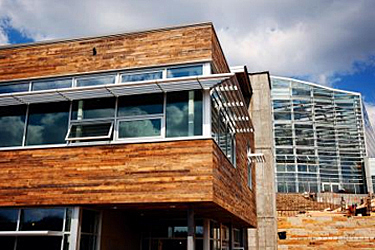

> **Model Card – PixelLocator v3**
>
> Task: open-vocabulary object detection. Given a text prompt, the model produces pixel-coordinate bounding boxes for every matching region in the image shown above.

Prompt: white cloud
[0,0,375,86]
[0,18,9,45]
[0,27,8,45]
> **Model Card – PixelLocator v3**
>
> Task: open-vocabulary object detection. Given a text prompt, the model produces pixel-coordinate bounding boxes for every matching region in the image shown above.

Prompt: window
[80,210,100,250]
[0,65,210,149]
[121,71,163,82]
[0,208,73,250]
[69,98,115,142]
[167,65,203,78]
[117,93,164,139]
[0,82,29,94]
[66,122,114,141]
[26,102,70,145]
[166,90,202,137]
[32,78,72,91]
[211,90,237,165]
[20,208,65,231]
[0,105,26,147]
[76,74,116,87]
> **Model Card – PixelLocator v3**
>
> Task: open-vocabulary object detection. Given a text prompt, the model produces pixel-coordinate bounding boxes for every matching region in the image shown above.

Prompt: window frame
[65,120,114,141]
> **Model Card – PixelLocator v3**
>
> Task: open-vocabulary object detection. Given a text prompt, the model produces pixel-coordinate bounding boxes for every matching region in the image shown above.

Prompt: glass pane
[17,236,62,250]
[20,208,65,231]
[80,235,97,250]
[0,83,29,94]
[81,210,99,234]
[32,78,72,91]
[0,237,15,250]
[72,98,115,120]
[0,209,18,231]
[121,71,162,82]
[64,208,72,232]
[76,74,116,87]
[196,225,204,238]
[174,226,187,237]
[166,90,202,137]
[118,119,161,138]
[0,105,26,147]
[274,112,291,120]
[26,102,70,145]
[117,93,163,116]
[272,79,290,88]
[68,123,112,139]
[167,65,203,78]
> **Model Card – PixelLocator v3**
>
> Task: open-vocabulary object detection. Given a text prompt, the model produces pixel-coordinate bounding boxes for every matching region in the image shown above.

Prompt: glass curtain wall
[271,77,367,194]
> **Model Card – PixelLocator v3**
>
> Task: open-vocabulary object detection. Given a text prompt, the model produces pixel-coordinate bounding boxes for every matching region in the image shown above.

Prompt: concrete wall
[278,215,375,249]
[248,72,278,250]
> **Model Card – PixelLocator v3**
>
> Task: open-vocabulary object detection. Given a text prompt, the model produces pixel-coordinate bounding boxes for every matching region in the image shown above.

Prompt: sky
[0,0,374,125]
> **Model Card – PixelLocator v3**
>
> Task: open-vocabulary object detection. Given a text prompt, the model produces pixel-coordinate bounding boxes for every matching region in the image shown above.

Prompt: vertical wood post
[187,208,195,250]
[203,219,210,250]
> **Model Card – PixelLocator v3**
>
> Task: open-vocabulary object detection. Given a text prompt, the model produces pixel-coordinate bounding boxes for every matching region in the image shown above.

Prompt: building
[0,23,257,250]
[271,76,375,194]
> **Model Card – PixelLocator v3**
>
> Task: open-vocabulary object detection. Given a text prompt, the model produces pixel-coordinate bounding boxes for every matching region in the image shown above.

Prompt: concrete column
[248,72,278,250]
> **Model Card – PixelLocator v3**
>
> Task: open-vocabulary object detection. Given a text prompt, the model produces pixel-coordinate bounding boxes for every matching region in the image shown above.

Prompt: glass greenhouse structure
[271,76,373,194]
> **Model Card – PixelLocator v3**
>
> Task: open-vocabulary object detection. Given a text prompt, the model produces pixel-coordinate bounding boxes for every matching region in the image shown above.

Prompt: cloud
[1,0,375,86]
[0,19,9,45]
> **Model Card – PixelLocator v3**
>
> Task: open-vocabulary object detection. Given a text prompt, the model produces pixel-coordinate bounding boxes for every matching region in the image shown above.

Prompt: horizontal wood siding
[212,133,257,227]
[211,30,230,73]
[0,140,213,206]
[0,24,215,81]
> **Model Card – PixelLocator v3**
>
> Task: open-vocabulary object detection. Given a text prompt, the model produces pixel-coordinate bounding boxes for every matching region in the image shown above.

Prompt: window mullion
[114,97,119,141]
[21,105,30,147]
[16,208,21,231]
[162,92,167,138]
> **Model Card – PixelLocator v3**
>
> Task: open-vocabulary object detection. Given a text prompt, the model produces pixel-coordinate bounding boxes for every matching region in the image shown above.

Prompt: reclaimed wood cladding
[0,138,256,226]
[212,133,257,227]
[0,140,213,206]
[0,23,230,81]
[211,30,231,73]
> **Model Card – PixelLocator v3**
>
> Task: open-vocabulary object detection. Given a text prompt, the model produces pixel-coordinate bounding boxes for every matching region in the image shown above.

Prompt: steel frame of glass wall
[271,76,368,194]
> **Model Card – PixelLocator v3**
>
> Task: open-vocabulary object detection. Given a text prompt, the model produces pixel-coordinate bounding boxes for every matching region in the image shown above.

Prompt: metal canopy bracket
[248,153,266,163]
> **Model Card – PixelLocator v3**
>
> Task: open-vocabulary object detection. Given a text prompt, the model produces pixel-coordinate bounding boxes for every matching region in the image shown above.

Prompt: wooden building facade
[0,23,256,250]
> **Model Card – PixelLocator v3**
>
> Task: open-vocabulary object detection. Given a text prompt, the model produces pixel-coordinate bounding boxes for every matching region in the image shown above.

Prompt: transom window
[0,64,204,95]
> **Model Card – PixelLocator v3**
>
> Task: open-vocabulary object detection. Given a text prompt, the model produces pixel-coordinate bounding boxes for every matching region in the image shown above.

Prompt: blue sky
[333,66,375,104]
[0,0,374,125]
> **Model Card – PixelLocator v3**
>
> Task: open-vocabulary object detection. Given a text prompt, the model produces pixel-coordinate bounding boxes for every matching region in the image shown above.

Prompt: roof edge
[271,75,362,96]
[0,22,213,50]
